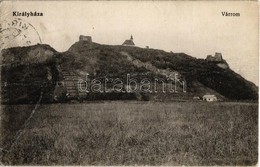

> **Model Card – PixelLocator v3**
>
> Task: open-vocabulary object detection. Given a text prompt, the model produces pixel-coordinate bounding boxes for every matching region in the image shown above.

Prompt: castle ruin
[79,35,92,42]
[206,52,223,62]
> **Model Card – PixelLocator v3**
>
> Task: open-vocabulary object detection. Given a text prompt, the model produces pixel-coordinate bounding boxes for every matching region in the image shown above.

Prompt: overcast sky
[0,1,258,85]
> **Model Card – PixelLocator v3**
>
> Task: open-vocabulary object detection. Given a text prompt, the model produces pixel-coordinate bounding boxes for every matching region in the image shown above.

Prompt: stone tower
[79,35,92,42]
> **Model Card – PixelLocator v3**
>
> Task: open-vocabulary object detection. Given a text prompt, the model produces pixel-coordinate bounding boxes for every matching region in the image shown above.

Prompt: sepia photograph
[0,1,258,166]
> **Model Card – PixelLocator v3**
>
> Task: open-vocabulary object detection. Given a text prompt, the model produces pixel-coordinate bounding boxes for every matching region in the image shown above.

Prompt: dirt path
[120,51,182,81]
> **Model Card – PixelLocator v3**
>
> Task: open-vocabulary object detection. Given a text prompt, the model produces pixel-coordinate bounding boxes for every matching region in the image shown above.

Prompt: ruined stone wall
[206,52,223,62]
[79,35,92,42]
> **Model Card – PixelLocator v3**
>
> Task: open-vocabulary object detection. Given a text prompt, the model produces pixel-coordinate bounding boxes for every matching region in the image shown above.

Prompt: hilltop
[0,40,258,104]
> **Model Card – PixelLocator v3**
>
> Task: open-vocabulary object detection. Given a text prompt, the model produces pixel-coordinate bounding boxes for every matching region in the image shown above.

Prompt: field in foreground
[0,101,258,165]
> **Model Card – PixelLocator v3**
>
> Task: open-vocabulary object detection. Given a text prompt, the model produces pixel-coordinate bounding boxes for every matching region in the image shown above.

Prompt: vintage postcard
[0,1,258,166]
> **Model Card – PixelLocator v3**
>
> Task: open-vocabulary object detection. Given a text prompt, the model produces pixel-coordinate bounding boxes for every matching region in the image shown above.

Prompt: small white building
[193,96,201,100]
[203,95,217,102]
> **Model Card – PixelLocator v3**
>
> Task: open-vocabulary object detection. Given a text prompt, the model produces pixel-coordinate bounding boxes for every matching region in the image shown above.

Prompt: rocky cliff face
[1,44,59,104]
[1,41,258,104]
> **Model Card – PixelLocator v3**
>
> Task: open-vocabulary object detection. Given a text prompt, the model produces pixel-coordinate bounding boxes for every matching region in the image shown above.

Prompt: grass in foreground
[0,101,258,165]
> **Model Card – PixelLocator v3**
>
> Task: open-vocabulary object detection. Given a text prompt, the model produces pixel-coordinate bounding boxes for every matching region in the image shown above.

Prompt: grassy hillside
[1,41,258,103]
[1,44,59,104]
[66,41,258,100]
